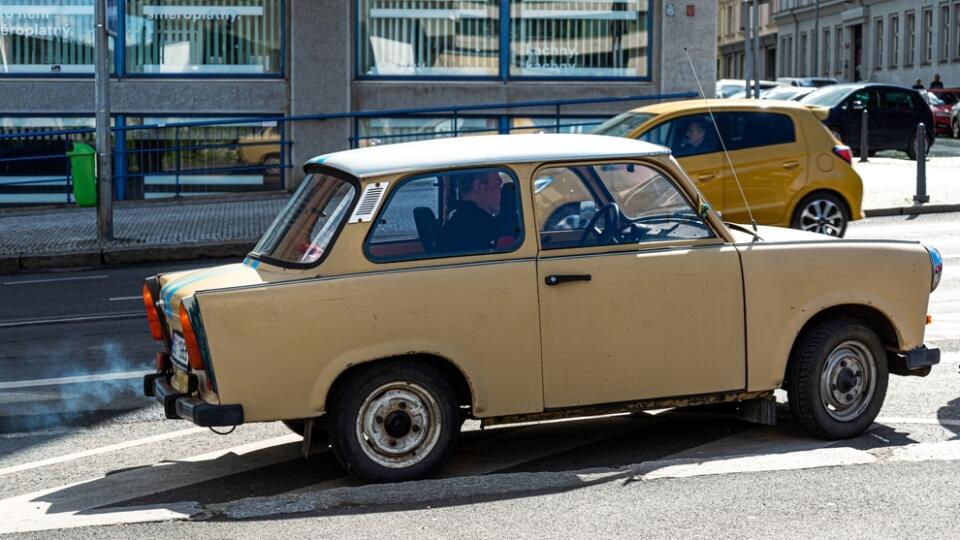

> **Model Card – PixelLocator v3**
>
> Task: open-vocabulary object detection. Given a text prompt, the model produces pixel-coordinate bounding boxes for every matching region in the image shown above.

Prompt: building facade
[0,0,718,204]
[774,0,960,86]
[718,0,780,80]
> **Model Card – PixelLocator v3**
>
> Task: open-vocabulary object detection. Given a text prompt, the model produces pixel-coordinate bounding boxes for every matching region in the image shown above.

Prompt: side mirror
[851,100,865,111]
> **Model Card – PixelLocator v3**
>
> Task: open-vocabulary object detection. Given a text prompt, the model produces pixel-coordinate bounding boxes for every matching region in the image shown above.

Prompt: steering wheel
[579,202,622,246]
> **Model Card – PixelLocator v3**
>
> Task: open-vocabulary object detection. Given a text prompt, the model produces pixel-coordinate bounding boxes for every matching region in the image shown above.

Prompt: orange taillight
[142,284,164,341]
[178,303,205,371]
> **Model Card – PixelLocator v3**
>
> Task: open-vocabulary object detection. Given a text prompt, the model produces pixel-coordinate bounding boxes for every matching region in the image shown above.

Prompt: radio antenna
[683,48,759,237]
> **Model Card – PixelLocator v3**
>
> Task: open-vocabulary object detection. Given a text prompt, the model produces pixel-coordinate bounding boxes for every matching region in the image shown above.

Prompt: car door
[533,161,746,408]
[876,87,920,149]
[634,114,726,215]
[717,111,806,226]
[836,88,876,149]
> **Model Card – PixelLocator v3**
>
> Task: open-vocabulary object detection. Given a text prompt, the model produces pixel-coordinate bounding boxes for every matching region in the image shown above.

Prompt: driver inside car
[441,171,503,252]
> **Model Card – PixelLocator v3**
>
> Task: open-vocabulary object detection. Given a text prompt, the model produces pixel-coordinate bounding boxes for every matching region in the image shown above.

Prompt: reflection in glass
[510,0,649,77]
[358,0,499,76]
[0,117,95,205]
[125,0,281,74]
[0,0,101,74]
[357,117,499,147]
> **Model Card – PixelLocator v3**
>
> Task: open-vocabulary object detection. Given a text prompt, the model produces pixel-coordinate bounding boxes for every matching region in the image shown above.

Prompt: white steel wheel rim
[356,381,442,469]
[819,340,877,422]
[799,199,844,236]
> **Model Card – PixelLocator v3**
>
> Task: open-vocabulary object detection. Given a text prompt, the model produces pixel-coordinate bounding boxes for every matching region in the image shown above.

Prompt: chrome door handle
[782,161,799,169]
[545,274,592,286]
[697,173,717,181]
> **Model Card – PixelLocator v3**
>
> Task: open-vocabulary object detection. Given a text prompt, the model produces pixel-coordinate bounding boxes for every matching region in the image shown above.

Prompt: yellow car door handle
[782,161,800,170]
[697,173,717,181]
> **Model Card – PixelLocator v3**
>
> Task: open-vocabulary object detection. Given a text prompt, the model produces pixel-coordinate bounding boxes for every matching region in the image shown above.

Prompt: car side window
[882,89,917,110]
[366,167,523,262]
[719,112,795,151]
[638,114,721,158]
[844,89,875,111]
[534,162,713,251]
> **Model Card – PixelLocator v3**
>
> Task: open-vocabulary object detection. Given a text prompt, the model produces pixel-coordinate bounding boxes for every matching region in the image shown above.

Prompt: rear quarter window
[720,112,796,151]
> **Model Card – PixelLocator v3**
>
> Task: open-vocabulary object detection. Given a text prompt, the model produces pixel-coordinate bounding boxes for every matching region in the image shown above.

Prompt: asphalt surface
[0,213,957,537]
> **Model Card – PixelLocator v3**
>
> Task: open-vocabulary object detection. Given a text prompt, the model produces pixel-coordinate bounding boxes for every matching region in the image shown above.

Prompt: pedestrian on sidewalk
[912,79,925,90]
[930,74,945,89]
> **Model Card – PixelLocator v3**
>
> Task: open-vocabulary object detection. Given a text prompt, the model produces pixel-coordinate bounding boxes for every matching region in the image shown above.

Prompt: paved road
[0,214,957,537]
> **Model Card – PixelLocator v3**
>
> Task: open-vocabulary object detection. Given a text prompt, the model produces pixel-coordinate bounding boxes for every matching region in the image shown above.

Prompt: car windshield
[251,171,357,266]
[926,92,945,106]
[800,86,853,107]
[592,112,656,138]
[764,87,807,100]
[717,84,743,98]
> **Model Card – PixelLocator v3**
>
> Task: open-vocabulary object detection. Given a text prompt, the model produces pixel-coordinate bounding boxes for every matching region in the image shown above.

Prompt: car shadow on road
[24,408,929,524]
[937,395,960,439]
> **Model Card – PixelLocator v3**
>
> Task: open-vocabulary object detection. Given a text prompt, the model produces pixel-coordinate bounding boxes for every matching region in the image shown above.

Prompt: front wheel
[952,119,960,139]
[328,361,460,483]
[791,192,849,237]
[785,317,889,439]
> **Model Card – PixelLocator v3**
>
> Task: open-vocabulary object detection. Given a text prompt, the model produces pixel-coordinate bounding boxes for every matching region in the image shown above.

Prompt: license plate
[171,368,190,393]
[171,332,189,371]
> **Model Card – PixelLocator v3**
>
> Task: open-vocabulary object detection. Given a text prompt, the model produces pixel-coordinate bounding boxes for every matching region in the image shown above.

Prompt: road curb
[864,204,960,217]
[1,240,256,275]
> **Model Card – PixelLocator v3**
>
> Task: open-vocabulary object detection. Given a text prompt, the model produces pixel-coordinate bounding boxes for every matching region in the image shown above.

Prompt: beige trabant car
[142,134,943,483]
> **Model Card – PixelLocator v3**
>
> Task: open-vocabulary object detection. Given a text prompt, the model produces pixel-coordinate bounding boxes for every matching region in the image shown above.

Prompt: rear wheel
[952,119,960,139]
[791,192,849,237]
[785,317,889,439]
[328,360,460,483]
[905,131,933,160]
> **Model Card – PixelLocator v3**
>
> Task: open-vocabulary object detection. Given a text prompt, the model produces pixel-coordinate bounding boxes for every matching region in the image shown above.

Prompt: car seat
[413,207,442,253]
[496,182,520,248]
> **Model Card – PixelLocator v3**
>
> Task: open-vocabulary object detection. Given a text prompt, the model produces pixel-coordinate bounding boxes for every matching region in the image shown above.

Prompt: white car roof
[308,134,671,179]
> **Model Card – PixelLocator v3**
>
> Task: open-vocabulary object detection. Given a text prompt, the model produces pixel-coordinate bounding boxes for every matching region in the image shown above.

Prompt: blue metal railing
[0,91,697,206]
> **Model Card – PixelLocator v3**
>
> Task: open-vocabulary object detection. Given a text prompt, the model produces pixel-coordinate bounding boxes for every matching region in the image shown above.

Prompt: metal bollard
[914,123,929,204]
[859,109,869,162]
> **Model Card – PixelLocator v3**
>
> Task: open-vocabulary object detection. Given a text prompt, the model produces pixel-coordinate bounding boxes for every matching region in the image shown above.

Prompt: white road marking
[0,427,206,477]
[0,311,143,328]
[108,296,142,302]
[3,275,108,286]
[876,416,960,428]
[0,370,154,390]
[0,434,301,534]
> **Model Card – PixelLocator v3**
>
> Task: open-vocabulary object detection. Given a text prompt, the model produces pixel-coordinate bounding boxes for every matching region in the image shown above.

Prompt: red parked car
[920,90,952,137]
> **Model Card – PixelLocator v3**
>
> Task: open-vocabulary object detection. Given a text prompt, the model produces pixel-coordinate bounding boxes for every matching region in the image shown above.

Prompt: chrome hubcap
[356,382,442,468]
[800,199,844,236]
[819,340,877,422]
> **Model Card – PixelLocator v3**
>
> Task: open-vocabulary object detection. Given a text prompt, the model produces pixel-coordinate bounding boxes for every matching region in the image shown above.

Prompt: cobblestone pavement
[0,196,287,257]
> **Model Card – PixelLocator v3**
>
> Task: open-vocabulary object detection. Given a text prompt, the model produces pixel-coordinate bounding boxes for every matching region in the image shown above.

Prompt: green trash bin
[66,142,97,207]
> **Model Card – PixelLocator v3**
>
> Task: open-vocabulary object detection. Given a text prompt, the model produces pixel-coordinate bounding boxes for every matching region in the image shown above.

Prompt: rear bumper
[889,345,941,377]
[144,372,243,427]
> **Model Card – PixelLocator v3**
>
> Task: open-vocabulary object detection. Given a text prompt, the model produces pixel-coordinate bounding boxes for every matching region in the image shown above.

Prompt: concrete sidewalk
[0,158,957,274]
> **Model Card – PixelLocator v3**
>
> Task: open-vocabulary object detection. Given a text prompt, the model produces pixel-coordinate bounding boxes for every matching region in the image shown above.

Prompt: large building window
[799,31,807,76]
[833,25,842,75]
[0,0,102,74]
[889,15,899,68]
[357,0,652,79]
[874,18,883,70]
[905,11,915,66]
[0,116,95,205]
[125,0,282,75]
[922,7,933,64]
[822,28,830,76]
[941,3,950,62]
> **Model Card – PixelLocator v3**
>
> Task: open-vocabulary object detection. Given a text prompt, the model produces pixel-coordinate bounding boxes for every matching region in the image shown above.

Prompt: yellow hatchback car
[141,134,940,484]
[593,99,863,237]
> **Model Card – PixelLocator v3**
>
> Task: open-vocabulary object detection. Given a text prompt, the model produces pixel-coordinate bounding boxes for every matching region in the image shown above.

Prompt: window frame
[940,3,951,62]
[363,165,526,264]
[353,0,655,82]
[531,159,718,255]
[0,0,286,79]
[889,14,900,68]
[874,18,883,70]
[905,10,916,67]
[922,7,934,65]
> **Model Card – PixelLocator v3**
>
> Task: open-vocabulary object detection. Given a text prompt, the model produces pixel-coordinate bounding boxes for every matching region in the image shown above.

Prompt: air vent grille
[349,182,389,224]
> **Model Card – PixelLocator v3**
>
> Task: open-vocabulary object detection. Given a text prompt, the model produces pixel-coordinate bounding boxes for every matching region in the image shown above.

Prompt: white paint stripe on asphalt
[0,311,143,328]
[0,434,302,534]
[108,296,142,302]
[3,275,108,286]
[876,416,960,427]
[0,427,206,477]
[0,370,154,390]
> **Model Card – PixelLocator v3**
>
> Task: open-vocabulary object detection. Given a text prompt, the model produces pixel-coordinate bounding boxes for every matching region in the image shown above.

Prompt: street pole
[812,0,821,76]
[95,0,113,240]
[743,0,753,98]
[752,0,760,97]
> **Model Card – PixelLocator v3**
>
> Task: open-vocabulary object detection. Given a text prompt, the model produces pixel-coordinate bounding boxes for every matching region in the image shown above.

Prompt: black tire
[952,119,960,139]
[790,192,849,237]
[327,360,460,483]
[785,317,889,439]
[905,132,933,160]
